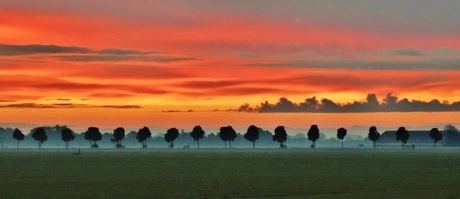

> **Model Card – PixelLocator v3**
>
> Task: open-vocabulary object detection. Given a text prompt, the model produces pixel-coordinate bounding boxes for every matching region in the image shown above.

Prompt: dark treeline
[0,125,457,149]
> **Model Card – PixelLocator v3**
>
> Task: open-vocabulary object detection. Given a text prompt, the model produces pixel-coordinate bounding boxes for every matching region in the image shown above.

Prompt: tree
[219,126,237,148]
[429,128,442,148]
[307,125,320,148]
[244,125,259,148]
[61,127,75,149]
[273,126,287,148]
[191,125,205,148]
[136,126,151,148]
[164,128,179,148]
[84,127,102,148]
[32,127,47,148]
[368,126,380,148]
[112,127,125,148]
[396,127,410,148]
[12,128,25,148]
[337,127,347,149]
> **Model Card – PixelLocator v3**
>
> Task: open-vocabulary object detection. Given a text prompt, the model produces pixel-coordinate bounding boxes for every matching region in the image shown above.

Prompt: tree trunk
[224,141,227,148]
[373,141,376,149]
[434,141,436,148]
[38,142,41,149]
[341,140,344,149]
[197,140,200,149]
[253,141,255,149]
[229,141,232,148]
[401,142,404,148]
[17,140,19,148]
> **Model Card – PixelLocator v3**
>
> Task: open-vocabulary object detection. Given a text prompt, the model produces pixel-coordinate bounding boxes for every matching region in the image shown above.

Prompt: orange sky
[1,1,460,134]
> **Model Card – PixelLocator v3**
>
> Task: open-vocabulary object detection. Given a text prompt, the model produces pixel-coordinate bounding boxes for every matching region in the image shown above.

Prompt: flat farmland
[0,149,460,199]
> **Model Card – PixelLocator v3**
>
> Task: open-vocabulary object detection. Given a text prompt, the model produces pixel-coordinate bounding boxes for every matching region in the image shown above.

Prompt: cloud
[55,54,197,63]
[238,93,460,113]
[246,58,460,71]
[393,49,424,56]
[0,44,197,63]
[173,80,246,89]
[161,109,194,113]
[0,44,90,55]
[88,93,134,98]
[97,48,151,55]
[0,103,141,109]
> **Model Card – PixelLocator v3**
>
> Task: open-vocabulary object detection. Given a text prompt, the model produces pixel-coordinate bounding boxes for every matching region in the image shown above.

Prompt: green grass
[1,149,460,198]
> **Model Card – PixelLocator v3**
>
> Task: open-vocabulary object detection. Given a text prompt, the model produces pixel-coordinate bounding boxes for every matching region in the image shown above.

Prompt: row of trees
[367,126,443,148]
[9,125,445,149]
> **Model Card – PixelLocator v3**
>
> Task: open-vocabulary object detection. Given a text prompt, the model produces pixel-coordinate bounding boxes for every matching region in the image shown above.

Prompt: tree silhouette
[396,127,409,148]
[191,125,205,148]
[164,128,179,148]
[219,126,237,148]
[84,127,102,148]
[136,126,151,148]
[273,126,287,148]
[307,125,320,148]
[368,126,380,148]
[337,127,347,149]
[32,127,47,148]
[244,125,259,148]
[61,127,75,149]
[429,128,442,148]
[12,128,25,148]
[112,127,125,148]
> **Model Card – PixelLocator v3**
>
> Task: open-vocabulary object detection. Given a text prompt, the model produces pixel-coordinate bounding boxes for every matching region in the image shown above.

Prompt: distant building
[377,130,460,147]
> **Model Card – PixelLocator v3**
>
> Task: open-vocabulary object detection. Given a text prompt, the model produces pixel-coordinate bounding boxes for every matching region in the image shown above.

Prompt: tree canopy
[136,126,152,148]
[273,126,287,148]
[31,127,47,148]
[307,125,320,148]
[85,127,102,148]
[164,128,180,148]
[429,128,442,148]
[368,126,380,148]
[337,127,347,148]
[191,125,205,148]
[219,126,237,148]
[112,127,125,147]
[396,126,410,148]
[244,125,259,148]
[61,127,75,148]
[12,128,25,148]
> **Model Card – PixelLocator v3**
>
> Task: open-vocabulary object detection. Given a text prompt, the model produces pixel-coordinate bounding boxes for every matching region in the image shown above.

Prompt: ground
[0,149,459,198]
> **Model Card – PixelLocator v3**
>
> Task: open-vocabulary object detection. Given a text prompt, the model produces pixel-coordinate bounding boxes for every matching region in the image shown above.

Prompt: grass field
[1,149,460,199]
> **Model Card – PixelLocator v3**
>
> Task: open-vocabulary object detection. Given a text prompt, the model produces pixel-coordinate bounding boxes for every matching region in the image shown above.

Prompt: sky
[1,0,459,134]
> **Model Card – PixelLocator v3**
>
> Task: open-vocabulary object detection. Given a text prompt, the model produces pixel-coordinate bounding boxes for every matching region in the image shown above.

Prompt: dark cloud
[246,58,460,70]
[174,80,246,89]
[0,44,196,63]
[0,103,141,109]
[55,54,197,63]
[98,48,151,55]
[88,93,134,98]
[238,93,460,113]
[0,44,90,55]
[96,105,141,109]
[161,109,194,113]
[393,49,424,56]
